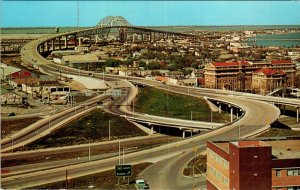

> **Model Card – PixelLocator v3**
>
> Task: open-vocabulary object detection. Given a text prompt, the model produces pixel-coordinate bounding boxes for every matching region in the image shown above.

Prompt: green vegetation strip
[26,109,146,149]
[134,87,230,123]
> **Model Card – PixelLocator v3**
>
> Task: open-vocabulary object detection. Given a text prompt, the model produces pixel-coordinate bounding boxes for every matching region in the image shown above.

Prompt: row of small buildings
[1,64,70,105]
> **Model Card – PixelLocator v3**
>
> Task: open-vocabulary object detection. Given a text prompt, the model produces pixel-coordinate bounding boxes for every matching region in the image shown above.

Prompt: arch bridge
[36,25,198,56]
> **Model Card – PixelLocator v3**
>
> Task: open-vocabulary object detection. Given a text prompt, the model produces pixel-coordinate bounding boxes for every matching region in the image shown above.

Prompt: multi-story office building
[204,60,296,94]
[207,139,300,190]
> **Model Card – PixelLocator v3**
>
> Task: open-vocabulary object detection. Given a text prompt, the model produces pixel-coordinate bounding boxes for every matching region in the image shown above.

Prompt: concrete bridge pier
[89,35,92,47]
[51,39,55,51]
[58,37,61,50]
[78,37,83,47]
[182,130,186,138]
[39,44,44,53]
[44,41,48,52]
[64,36,68,49]
[297,107,299,123]
[230,106,233,123]
[150,32,155,42]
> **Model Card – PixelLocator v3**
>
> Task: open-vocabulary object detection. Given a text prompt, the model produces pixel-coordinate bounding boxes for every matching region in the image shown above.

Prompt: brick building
[252,68,287,95]
[207,139,300,190]
[204,60,296,94]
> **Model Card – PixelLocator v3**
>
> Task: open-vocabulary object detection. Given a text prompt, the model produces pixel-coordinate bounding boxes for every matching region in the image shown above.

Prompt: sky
[1,1,300,27]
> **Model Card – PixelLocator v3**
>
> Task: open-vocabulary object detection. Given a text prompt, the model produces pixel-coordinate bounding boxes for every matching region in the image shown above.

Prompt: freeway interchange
[1,28,300,189]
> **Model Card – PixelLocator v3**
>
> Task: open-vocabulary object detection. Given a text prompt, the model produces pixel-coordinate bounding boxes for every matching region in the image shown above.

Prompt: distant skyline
[2,1,300,27]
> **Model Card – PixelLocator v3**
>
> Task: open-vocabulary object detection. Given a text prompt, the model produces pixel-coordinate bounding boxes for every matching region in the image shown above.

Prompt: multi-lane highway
[2,27,298,189]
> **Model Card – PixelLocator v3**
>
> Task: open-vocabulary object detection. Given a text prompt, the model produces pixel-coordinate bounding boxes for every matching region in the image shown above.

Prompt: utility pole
[103,68,105,81]
[65,170,68,189]
[118,140,121,165]
[108,120,116,141]
[88,139,91,161]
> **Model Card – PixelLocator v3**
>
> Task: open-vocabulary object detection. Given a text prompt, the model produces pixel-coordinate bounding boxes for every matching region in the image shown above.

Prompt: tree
[105,59,121,67]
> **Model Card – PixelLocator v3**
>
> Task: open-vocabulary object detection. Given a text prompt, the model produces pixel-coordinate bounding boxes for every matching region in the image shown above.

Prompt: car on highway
[136,179,149,189]
[143,183,150,189]
[8,112,15,117]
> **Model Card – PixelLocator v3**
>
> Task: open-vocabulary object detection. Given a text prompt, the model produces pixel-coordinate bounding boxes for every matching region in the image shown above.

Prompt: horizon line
[3,24,300,28]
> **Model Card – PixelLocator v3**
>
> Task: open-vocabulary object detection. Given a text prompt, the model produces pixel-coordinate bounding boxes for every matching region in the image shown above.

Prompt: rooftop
[232,140,270,148]
[211,61,250,67]
[271,60,292,64]
[0,63,21,79]
[214,139,300,159]
[253,68,286,77]
[266,140,300,159]
[62,54,99,63]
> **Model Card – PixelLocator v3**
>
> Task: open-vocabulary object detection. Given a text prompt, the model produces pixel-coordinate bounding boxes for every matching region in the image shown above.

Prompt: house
[8,76,70,101]
[7,70,33,80]
[0,63,21,80]
[1,87,23,105]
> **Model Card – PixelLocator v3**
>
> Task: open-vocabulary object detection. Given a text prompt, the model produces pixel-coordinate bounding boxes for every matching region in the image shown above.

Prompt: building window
[276,170,281,177]
[287,169,300,176]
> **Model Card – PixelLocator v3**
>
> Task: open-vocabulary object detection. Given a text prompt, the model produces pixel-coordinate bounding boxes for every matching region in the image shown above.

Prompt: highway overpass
[3,24,297,189]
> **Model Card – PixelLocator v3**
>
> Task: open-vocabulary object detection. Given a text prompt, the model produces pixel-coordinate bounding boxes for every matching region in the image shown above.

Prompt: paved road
[1,93,280,189]
[7,32,289,189]
[1,95,110,152]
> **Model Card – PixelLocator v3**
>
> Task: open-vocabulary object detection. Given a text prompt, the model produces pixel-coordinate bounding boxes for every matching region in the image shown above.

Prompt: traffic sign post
[115,165,132,177]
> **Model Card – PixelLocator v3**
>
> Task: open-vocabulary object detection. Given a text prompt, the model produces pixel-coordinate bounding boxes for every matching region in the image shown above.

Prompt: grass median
[25,109,147,150]
[134,86,230,123]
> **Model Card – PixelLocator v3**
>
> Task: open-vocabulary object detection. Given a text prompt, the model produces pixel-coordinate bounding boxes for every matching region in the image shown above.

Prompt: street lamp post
[89,139,91,161]
[103,68,105,81]
[237,109,242,138]
[118,140,121,165]
[49,117,51,129]
[108,120,116,141]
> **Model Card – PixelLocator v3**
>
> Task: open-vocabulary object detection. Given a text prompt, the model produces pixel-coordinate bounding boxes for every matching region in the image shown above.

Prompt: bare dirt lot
[1,117,41,138]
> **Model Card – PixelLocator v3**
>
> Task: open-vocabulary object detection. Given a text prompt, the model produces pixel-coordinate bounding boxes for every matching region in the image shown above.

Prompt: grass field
[1,117,41,138]
[134,87,231,123]
[259,119,300,137]
[26,109,147,149]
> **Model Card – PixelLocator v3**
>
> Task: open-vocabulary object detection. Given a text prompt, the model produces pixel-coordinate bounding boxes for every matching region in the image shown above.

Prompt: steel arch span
[97,16,132,27]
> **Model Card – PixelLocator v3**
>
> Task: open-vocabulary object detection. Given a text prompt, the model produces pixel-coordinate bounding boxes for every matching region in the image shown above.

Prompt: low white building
[61,54,102,69]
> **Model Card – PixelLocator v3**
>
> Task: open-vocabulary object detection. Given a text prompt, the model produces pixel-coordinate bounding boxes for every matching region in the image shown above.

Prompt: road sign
[115,165,132,177]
